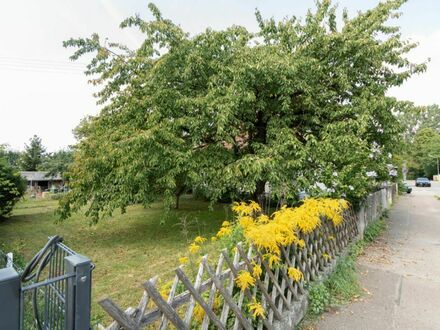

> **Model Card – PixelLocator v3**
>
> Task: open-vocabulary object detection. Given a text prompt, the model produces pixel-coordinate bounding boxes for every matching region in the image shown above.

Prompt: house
[20,171,63,192]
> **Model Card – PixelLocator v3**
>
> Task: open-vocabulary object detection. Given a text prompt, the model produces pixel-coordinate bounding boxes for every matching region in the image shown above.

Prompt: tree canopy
[40,149,73,180]
[395,103,440,178]
[0,144,21,169]
[20,135,46,171]
[60,0,425,221]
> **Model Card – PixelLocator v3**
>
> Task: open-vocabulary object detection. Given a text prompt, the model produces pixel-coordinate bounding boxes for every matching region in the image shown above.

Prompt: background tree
[40,149,73,180]
[409,128,440,178]
[60,0,424,221]
[395,103,440,178]
[20,135,46,171]
[0,144,21,169]
[0,156,26,218]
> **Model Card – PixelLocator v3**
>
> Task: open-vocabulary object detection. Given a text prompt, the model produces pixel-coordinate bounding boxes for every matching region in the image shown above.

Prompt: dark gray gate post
[65,254,92,330]
[0,267,20,330]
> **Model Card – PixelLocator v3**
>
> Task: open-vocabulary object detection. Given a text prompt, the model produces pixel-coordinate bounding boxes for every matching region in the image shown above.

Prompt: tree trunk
[253,180,266,208]
[175,193,181,209]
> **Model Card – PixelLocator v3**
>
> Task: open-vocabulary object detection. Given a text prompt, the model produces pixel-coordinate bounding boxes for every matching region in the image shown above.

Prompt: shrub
[0,159,26,218]
[308,283,330,315]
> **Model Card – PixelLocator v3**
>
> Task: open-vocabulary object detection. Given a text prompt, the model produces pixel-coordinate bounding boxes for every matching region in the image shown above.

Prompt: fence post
[356,205,366,239]
[65,254,92,330]
[0,267,20,330]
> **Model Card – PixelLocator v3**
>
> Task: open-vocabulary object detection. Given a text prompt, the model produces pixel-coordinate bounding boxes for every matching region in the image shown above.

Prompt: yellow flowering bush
[217,198,349,258]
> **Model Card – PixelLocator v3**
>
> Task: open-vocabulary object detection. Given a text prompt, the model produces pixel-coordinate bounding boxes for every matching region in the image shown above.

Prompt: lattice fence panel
[98,201,372,330]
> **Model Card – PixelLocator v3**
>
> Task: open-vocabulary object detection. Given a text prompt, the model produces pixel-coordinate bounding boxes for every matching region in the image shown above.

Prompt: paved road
[317,181,440,330]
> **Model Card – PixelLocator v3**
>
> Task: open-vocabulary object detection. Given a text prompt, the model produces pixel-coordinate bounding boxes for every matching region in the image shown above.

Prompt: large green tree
[60,0,424,221]
[20,135,46,171]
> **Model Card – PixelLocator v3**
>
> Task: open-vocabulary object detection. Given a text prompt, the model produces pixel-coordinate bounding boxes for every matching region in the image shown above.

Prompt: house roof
[20,171,62,181]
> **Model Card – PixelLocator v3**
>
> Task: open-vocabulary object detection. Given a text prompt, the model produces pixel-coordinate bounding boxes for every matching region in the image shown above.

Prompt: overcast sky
[1,0,439,152]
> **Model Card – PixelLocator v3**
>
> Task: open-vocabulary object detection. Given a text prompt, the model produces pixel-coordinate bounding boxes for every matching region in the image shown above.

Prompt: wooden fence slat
[201,253,224,330]
[280,245,301,300]
[220,248,239,325]
[106,307,136,330]
[201,259,254,330]
[175,267,226,330]
[159,271,180,330]
[237,245,283,320]
[99,298,137,330]
[134,275,157,326]
[143,279,189,330]
[139,263,246,326]
[255,250,290,308]
[233,246,253,330]
[184,257,205,325]
[221,250,275,330]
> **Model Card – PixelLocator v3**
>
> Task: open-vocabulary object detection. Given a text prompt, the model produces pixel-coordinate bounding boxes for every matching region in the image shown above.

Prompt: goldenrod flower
[232,201,261,216]
[189,243,200,254]
[239,216,254,229]
[194,236,207,244]
[159,280,173,300]
[211,236,217,241]
[221,220,231,227]
[287,267,303,282]
[178,256,189,264]
[216,226,232,238]
[265,253,281,268]
[235,270,255,291]
[252,264,262,278]
[193,304,205,323]
[248,298,265,319]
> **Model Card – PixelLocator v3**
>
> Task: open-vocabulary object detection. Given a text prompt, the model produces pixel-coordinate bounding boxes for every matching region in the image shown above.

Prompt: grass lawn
[0,195,229,325]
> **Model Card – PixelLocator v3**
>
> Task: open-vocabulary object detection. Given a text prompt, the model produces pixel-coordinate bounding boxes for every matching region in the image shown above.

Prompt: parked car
[403,183,412,193]
[415,177,431,187]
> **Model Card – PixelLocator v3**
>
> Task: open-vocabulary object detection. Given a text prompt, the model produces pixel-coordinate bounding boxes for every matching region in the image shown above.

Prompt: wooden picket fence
[98,207,360,330]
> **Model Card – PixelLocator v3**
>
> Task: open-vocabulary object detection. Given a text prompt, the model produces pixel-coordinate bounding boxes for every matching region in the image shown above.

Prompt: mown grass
[0,195,229,324]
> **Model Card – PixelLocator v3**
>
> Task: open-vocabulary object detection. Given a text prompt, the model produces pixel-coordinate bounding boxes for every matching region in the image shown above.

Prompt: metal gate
[0,236,93,330]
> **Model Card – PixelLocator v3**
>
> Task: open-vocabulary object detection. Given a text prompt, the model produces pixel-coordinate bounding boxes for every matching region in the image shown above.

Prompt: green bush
[397,181,408,195]
[0,158,26,218]
[308,283,330,315]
